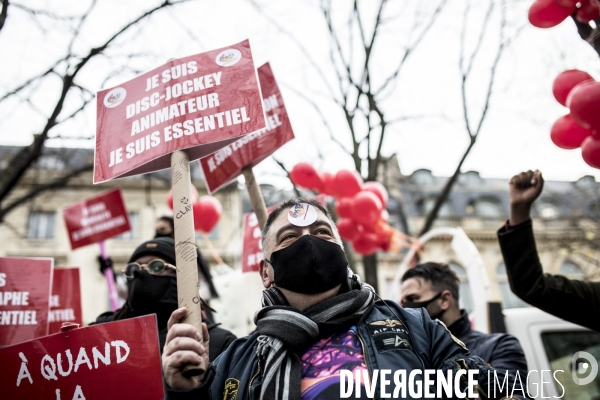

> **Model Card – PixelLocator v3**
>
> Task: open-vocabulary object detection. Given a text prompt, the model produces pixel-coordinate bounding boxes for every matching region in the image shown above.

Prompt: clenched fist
[162,307,210,391]
[508,170,544,225]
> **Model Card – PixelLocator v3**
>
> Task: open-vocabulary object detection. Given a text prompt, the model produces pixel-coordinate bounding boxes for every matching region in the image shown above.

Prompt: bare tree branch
[375,0,448,96]
[0,0,194,205]
[246,0,337,99]
[571,13,600,57]
[66,0,98,56]
[0,0,8,33]
[0,66,58,103]
[281,82,351,155]
[10,2,79,21]
[420,0,515,235]
[0,163,94,222]
[273,157,301,197]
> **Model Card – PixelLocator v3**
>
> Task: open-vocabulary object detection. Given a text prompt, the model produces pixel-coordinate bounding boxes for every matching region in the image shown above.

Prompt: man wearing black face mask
[162,198,529,400]
[94,236,236,361]
[401,262,528,382]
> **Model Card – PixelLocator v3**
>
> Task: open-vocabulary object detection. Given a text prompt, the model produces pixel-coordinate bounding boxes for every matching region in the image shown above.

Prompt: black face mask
[402,292,446,320]
[265,235,348,295]
[128,270,177,316]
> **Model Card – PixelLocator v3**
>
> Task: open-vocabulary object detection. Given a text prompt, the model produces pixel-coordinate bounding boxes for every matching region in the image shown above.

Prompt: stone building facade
[0,146,242,323]
[2,146,599,324]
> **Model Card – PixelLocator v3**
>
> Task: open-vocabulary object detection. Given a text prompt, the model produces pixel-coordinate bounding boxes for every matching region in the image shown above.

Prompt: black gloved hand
[571,13,600,58]
[98,256,116,281]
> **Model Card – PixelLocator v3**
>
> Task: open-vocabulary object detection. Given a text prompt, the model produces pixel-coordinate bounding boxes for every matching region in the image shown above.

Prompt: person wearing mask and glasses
[94,236,236,361]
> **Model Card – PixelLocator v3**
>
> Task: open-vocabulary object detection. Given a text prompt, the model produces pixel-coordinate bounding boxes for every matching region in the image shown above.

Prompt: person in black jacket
[161,198,528,399]
[400,262,528,379]
[498,170,600,332]
[94,236,236,361]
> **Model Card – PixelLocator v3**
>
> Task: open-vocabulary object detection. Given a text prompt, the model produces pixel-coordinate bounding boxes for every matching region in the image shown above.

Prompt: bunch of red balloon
[528,0,600,28]
[290,163,398,256]
[166,188,222,233]
[550,69,600,168]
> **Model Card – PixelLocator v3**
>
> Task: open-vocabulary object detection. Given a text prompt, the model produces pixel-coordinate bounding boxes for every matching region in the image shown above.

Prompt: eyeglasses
[122,259,177,280]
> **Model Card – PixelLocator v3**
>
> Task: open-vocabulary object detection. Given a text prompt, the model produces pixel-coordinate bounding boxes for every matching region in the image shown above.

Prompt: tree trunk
[362,254,379,293]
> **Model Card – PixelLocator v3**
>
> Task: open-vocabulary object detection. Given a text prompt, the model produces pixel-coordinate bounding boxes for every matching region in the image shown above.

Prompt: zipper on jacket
[248,358,261,399]
[356,331,373,386]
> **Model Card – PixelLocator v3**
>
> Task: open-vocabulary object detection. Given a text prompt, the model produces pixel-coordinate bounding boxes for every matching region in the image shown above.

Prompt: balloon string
[201,233,225,265]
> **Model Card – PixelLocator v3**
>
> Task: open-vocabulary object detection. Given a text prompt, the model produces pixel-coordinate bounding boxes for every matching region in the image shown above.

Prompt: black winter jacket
[94,309,236,362]
[448,310,528,379]
[498,221,600,332]
[166,300,527,399]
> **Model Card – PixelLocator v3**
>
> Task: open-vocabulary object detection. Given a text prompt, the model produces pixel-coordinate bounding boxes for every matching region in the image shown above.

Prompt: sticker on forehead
[287,203,318,227]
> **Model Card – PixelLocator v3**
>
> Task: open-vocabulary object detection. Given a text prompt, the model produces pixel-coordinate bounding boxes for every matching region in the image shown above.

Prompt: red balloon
[321,172,337,196]
[363,181,389,208]
[528,0,575,28]
[337,218,362,241]
[167,191,174,210]
[335,170,363,198]
[568,81,600,130]
[582,137,600,169]
[335,198,354,218]
[377,231,393,252]
[576,0,600,23]
[352,232,379,255]
[550,114,592,149]
[193,196,222,233]
[290,163,323,190]
[552,69,594,106]
[351,191,383,226]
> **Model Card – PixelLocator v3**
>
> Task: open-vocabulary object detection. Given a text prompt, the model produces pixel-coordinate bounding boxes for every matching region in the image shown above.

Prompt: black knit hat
[128,236,177,265]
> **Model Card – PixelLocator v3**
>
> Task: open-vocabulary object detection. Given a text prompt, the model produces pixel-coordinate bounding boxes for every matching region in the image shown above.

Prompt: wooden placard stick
[171,149,205,377]
[242,165,268,230]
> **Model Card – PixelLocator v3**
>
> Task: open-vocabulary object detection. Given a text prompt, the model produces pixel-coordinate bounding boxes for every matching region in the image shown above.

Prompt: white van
[503,308,600,399]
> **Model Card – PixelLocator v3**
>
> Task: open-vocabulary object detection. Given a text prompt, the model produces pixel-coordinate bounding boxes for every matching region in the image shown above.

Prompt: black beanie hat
[128,236,177,265]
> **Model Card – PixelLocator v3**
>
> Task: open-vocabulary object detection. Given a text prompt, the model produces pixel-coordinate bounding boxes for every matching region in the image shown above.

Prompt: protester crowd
[7,168,596,399]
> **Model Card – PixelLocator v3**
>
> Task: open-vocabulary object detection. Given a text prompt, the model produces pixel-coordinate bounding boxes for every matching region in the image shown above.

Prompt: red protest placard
[94,39,266,183]
[49,268,83,334]
[0,257,53,346]
[0,315,164,399]
[241,212,265,273]
[200,62,295,194]
[241,195,327,272]
[62,188,131,250]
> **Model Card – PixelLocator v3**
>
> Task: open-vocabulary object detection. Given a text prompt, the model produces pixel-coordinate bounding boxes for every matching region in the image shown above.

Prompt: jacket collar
[447,309,471,337]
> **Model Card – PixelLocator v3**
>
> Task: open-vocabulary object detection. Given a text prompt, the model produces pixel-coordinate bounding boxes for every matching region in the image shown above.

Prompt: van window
[542,331,600,399]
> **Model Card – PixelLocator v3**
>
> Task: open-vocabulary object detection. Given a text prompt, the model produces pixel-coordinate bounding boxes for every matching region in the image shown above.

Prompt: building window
[560,261,585,280]
[448,262,473,313]
[115,212,139,240]
[421,198,452,217]
[27,211,56,239]
[36,155,66,170]
[535,200,560,219]
[496,263,528,309]
[575,175,596,190]
[411,169,434,186]
[473,197,503,218]
[459,171,482,187]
